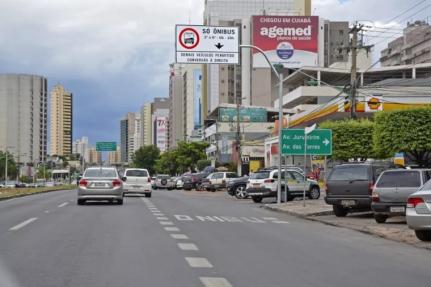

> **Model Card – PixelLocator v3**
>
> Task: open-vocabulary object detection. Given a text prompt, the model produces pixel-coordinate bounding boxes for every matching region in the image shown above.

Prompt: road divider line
[164,227,180,232]
[272,221,289,224]
[200,277,233,287]
[178,243,199,251]
[170,234,189,240]
[58,202,69,208]
[160,221,174,225]
[153,213,165,216]
[9,218,38,231]
[156,217,169,221]
[185,257,213,268]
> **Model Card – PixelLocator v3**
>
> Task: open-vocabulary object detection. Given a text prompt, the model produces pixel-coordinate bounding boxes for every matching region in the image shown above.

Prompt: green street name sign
[281,129,332,156]
[96,142,117,152]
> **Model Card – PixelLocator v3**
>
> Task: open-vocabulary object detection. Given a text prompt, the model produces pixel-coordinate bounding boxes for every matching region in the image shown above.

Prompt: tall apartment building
[120,112,141,163]
[141,103,153,147]
[50,84,73,156]
[203,0,312,116]
[380,21,431,67]
[151,98,170,152]
[0,74,48,164]
[72,136,89,163]
[107,146,121,165]
[88,147,102,165]
[168,64,185,149]
[323,21,350,67]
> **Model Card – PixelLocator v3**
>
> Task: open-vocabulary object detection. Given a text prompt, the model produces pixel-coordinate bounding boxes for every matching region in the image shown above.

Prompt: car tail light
[368,182,374,195]
[79,179,88,187]
[112,179,122,187]
[264,179,275,183]
[371,190,379,203]
[407,197,424,208]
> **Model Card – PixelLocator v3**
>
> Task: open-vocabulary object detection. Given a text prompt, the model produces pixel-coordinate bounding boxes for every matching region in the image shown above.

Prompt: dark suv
[325,162,390,217]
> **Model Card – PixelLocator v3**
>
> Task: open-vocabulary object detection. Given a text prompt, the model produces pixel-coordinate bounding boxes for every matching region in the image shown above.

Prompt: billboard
[218,107,267,122]
[252,16,319,68]
[154,116,168,152]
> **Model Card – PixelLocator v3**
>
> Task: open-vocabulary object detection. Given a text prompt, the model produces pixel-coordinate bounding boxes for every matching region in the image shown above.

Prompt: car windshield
[84,169,117,178]
[126,170,148,177]
[377,171,421,188]
[250,172,270,179]
[328,165,369,181]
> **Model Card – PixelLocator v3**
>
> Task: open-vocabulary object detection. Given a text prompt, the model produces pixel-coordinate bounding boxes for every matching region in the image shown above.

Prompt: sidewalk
[264,197,431,250]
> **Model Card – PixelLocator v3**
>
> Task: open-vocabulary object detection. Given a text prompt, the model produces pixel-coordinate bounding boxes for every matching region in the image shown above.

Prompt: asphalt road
[0,189,430,287]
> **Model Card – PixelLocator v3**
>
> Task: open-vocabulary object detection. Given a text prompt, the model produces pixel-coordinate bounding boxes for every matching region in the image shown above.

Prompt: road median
[0,185,76,201]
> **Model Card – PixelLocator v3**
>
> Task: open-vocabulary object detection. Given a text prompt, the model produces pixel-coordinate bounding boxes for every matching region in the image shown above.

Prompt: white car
[207,172,239,191]
[122,168,152,197]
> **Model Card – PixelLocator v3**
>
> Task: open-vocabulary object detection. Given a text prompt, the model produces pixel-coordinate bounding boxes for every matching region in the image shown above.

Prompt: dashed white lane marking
[200,277,233,287]
[58,202,68,208]
[156,217,169,221]
[153,213,165,216]
[170,234,189,240]
[160,221,174,226]
[164,227,180,232]
[9,218,38,231]
[272,221,289,224]
[178,243,199,251]
[44,210,50,213]
[262,217,278,220]
[185,257,213,268]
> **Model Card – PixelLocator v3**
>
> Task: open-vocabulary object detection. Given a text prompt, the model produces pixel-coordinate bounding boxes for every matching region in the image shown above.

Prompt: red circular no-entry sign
[179,27,200,49]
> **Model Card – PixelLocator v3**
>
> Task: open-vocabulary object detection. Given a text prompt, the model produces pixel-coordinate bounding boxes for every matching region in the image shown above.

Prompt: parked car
[176,177,184,189]
[227,176,249,199]
[371,169,431,223]
[153,175,175,190]
[406,179,431,241]
[325,162,391,217]
[14,182,27,188]
[206,172,239,192]
[122,168,152,197]
[77,167,124,205]
[182,173,201,190]
[246,169,320,203]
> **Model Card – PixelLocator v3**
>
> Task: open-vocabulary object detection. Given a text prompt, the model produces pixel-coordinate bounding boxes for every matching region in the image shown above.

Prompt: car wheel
[235,185,247,199]
[415,230,431,241]
[117,199,123,205]
[333,205,348,217]
[374,214,388,224]
[252,196,263,203]
[77,199,85,205]
[308,186,320,200]
[145,193,152,198]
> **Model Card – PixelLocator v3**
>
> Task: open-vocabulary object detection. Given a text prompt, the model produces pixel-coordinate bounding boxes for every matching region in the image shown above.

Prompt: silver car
[406,179,431,241]
[371,169,431,223]
[77,167,124,205]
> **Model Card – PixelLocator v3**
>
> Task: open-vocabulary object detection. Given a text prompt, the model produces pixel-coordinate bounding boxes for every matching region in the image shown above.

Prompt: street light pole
[5,149,8,184]
[239,44,283,204]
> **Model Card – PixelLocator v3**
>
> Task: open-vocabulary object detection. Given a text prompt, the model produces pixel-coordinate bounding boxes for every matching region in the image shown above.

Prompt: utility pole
[235,65,242,176]
[4,149,8,184]
[344,22,373,119]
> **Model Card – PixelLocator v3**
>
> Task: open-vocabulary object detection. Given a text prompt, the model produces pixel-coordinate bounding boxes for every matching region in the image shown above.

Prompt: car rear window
[126,170,148,177]
[157,175,170,179]
[377,171,421,188]
[328,165,369,181]
[85,169,117,178]
[250,172,270,179]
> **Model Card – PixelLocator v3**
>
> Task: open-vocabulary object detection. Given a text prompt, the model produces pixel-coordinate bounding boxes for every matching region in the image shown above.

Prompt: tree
[320,119,376,161]
[174,141,209,173]
[155,150,180,175]
[373,108,431,167]
[132,145,160,175]
[0,151,17,181]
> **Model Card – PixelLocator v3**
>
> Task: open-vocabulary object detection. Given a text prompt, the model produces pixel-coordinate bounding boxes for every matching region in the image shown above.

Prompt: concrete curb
[0,187,75,202]
[262,205,431,251]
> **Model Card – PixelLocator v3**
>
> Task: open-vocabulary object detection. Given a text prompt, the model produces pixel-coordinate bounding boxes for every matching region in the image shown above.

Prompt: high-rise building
[151,98,170,152]
[0,74,48,164]
[107,146,121,165]
[141,103,153,147]
[203,0,312,115]
[323,21,350,67]
[72,136,89,163]
[120,118,128,163]
[120,112,141,163]
[380,21,431,67]
[168,64,185,149]
[50,84,73,156]
[88,146,102,165]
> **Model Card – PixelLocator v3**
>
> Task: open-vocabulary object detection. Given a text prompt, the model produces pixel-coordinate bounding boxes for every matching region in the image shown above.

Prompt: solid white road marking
[262,217,278,221]
[156,217,169,221]
[9,218,38,231]
[178,243,199,251]
[164,227,180,232]
[185,257,213,268]
[174,214,194,221]
[200,277,233,287]
[170,234,189,240]
[58,202,68,208]
[160,221,174,225]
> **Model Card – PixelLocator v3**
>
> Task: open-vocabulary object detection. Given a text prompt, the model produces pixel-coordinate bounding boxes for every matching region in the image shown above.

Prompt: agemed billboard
[252,16,319,68]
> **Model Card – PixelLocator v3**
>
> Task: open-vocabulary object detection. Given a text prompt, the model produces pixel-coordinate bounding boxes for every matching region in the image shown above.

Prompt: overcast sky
[0,0,428,146]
